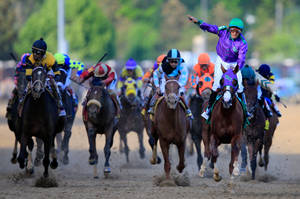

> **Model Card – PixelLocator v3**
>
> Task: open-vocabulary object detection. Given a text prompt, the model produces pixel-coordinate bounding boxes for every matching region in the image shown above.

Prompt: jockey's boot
[180,96,194,120]
[6,88,18,120]
[272,103,282,117]
[261,98,273,118]
[238,92,252,118]
[148,94,159,115]
[110,93,121,118]
[201,90,217,120]
[141,96,150,116]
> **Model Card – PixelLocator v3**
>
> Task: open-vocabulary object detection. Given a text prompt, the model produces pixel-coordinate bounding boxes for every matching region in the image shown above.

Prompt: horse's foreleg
[50,136,58,170]
[230,137,241,178]
[55,132,62,156]
[120,132,130,163]
[87,128,97,165]
[62,121,73,165]
[17,134,28,169]
[240,135,248,172]
[42,140,50,178]
[210,136,221,182]
[150,126,159,164]
[176,143,185,173]
[192,134,203,171]
[264,140,272,171]
[25,138,34,174]
[11,138,18,164]
[104,126,115,175]
[34,138,44,167]
[119,132,124,153]
[159,139,171,179]
[137,130,145,159]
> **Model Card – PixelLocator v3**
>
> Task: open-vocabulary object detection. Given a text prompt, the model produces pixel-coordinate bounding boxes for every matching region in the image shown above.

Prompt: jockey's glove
[275,95,280,102]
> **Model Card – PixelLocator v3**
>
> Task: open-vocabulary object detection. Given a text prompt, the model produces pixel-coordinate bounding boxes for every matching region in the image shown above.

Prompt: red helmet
[94,63,109,77]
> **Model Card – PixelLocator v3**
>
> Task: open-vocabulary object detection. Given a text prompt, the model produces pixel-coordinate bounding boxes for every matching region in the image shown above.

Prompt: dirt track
[0,103,300,199]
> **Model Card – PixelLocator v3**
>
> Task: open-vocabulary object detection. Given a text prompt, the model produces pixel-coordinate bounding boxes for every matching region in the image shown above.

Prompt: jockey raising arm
[188,15,249,120]
[142,54,165,83]
[80,62,121,118]
[149,49,192,119]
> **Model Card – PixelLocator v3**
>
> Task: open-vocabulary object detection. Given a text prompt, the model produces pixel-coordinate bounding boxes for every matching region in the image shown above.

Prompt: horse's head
[201,88,212,102]
[219,64,238,108]
[243,80,258,116]
[87,85,104,119]
[123,77,138,106]
[164,75,180,109]
[31,66,47,99]
[17,71,27,98]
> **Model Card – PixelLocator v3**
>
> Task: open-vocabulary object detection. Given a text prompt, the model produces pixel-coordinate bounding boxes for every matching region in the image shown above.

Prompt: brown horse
[242,80,265,179]
[150,76,190,179]
[200,65,244,181]
[258,107,279,172]
[83,84,117,178]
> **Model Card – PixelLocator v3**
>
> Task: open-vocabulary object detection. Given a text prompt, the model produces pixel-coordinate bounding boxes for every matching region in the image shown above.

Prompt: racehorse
[17,66,64,177]
[55,68,77,165]
[150,75,190,179]
[82,83,117,178]
[142,81,161,164]
[258,105,279,172]
[189,86,212,175]
[6,71,31,164]
[241,80,265,179]
[118,78,145,162]
[200,65,244,181]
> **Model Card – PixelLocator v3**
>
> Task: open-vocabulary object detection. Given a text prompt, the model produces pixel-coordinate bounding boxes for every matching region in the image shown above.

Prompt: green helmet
[229,18,244,31]
[54,53,65,65]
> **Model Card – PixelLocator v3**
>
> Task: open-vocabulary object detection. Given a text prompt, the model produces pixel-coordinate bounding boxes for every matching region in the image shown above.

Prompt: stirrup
[201,108,210,120]
[59,109,66,117]
[186,109,194,120]
[141,108,146,116]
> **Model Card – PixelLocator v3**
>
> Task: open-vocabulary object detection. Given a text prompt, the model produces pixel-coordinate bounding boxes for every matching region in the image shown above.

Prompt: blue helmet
[257,64,271,78]
[167,49,181,59]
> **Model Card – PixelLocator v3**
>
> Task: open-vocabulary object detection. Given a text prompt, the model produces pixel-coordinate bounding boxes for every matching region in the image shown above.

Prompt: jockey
[6,53,31,119]
[80,62,120,118]
[70,60,85,77]
[256,64,282,117]
[141,54,166,116]
[188,15,250,120]
[148,49,193,119]
[20,38,66,117]
[189,53,214,95]
[117,58,143,99]
[54,53,78,111]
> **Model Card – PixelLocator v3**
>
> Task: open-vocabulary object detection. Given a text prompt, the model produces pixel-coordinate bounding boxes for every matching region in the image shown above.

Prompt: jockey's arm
[79,69,94,84]
[237,41,248,70]
[103,71,115,85]
[135,66,144,89]
[198,22,220,35]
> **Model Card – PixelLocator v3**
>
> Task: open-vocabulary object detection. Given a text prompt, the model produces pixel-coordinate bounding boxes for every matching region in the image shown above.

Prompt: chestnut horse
[150,76,190,179]
[200,65,244,181]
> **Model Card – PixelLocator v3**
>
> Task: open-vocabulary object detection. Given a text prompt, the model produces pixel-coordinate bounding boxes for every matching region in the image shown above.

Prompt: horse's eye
[233,80,237,86]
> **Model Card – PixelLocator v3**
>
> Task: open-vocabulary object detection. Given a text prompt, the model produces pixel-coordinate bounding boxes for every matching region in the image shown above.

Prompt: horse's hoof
[140,152,145,159]
[150,158,157,165]
[62,155,69,165]
[240,167,247,176]
[50,160,58,169]
[233,168,240,176]
[157,157,161,164]
[34,158,42,167]
[213,174,222,182]
[176,165,185,173]
[258,160,264,167]
[26,167,34,175]
[43,173,49,178]
[104,167,111,174]
[199,169,205,178]
[11,157,17,164]
[18,158,25,169]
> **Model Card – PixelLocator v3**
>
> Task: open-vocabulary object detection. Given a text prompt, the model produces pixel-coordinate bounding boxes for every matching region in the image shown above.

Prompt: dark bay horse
[200,65,244,181]
[83,83,117,178]
[55,68,77,165]
[242,80,265,179]
[6,71,32,165]
[189,87,212,175]
[258,105,279,172]
[150,76,190,179]
[118,78,145,162]
[142,81,161,164]
[17,66,64,177]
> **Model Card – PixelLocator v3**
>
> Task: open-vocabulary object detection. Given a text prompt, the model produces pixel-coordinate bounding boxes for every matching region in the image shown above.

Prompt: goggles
[229,28,241,34]
[168,59,179,64]
[32,48,45,55]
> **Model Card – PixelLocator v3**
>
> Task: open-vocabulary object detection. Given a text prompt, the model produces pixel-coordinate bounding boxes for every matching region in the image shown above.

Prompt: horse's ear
[233,64,239,74]
[221,64,226,73]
